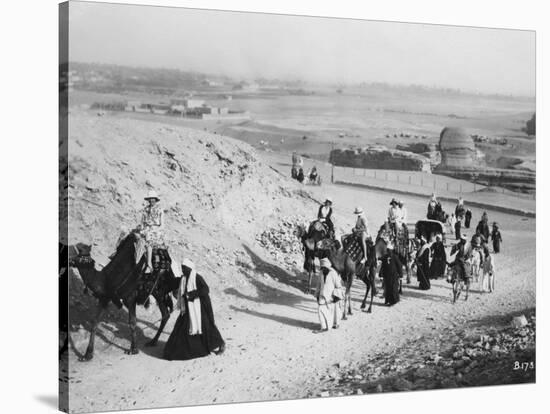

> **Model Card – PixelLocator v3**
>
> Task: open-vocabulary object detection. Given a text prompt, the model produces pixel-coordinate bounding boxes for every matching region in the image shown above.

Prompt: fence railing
[332,166,535,200]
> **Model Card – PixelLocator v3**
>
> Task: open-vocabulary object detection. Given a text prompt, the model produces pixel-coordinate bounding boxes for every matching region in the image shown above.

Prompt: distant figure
[379,241,402,306]
[163,259,225,361]
[491,222,503,253]
[465,209,472,228]
[476,217,490,241]
[455,197,466,221]
[416,237,431,290]
[315,258,343,332]
[427,193,439,219]
[454,218,462,240]
[309,166,318,182]
[448,213,457,234]
[450,234,469,282]
[297,167,305,183]
[429,234,447,279]
[398,200,408,224]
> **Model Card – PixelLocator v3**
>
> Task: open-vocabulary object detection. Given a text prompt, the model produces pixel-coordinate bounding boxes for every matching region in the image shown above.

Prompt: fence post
[409,175,411,185]
[460,183,463,193]
[421,177,424,187]
[446,182,449,191]
[374,171,377,179]
[385,172,388,181]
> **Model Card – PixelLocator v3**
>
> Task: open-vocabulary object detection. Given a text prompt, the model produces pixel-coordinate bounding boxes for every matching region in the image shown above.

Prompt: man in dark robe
[464,209,472,228]
[476,218,490,242]
[429,234,447,279]
[164,260,225,361]
[379,243,402,306]
[416,237,431,290]
[491,223,503,253]
[454,218,462,240]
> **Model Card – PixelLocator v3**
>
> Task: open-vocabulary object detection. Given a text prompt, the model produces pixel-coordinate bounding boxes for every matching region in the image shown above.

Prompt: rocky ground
[311,311,535,398]
[62,111,536,414]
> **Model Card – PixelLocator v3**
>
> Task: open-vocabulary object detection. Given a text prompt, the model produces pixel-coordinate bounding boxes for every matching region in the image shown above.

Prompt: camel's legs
[80,300,108,361]
[146,294,170,347]
[125,300,139,355]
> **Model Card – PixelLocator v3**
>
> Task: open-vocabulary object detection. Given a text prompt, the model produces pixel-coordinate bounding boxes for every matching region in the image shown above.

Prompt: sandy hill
[66,111,319,352]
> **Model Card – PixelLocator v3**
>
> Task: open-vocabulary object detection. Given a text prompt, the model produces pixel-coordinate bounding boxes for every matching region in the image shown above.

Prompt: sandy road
[65,170,535,414]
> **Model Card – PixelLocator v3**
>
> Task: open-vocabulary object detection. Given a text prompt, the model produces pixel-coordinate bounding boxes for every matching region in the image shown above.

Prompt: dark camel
[69,233,180,361]
[298,221,330,294]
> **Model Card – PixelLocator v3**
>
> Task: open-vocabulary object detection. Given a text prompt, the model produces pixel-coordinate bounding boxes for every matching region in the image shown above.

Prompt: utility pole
[330,141,335,184]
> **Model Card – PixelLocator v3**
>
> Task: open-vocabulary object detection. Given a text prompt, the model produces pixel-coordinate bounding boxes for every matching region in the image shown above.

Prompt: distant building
[170,98,205,108]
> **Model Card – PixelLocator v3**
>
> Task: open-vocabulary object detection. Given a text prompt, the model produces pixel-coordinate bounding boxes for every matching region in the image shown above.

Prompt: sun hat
[320,258,332,269]
[390,198,397,205]
[354,206,364,215]
[325,197,333,204]
[145,190,160,201]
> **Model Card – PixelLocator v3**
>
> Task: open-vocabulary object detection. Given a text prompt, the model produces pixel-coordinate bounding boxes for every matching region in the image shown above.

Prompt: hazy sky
[68,1,535,96]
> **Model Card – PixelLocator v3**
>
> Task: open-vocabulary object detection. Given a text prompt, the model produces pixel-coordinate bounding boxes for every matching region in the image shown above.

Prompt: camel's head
[68,243,95,268]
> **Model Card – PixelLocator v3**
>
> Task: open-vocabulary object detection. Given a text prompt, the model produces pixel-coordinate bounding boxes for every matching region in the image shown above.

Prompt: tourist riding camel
[139,190,165,273]
[352,206,369,264]
[476,215,490,241]
[317,197,334,238]
[388,198,401,236]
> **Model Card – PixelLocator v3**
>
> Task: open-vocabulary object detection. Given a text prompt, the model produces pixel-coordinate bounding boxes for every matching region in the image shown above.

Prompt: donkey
[69,233,181,361]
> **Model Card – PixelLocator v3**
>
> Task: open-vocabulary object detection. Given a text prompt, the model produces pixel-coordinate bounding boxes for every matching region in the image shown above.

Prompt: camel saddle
[342,234,363,263]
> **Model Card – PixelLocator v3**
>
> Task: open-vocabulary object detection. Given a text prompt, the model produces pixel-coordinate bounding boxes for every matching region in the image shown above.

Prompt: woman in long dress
[416,237,431,290]
[379,241,402,306]
[429,234,447,279]
[163,259,225,361]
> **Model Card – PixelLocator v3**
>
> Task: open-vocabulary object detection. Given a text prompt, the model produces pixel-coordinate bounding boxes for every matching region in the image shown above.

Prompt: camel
[68,233,180,361]
[59,243,69,358]
[297,220,331,294]
[316,238,356,319]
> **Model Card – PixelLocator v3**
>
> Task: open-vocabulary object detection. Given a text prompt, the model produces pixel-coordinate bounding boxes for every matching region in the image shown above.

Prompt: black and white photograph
[56,1,540,413]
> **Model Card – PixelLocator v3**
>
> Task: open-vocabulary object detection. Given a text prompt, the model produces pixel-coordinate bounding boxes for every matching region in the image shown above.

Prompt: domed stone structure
[438,126,476,169]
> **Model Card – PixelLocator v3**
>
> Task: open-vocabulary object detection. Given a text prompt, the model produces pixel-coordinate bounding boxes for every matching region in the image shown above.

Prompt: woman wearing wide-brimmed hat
[317,197,334,237]
[352,206,369,264]
[140,189,165,273]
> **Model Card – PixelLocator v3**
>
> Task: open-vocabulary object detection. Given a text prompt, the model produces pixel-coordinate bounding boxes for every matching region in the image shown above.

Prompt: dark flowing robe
[163,274,224,361]
[380,251,402,305]
[416,244,431,290]
[491,229,502,253]
[429,241,447,279]
[464,210,472,228]
[454,220,462,240]
[476,220,490,241]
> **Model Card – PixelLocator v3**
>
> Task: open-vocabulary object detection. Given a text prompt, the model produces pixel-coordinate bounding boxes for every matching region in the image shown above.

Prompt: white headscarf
[180,258,202,336]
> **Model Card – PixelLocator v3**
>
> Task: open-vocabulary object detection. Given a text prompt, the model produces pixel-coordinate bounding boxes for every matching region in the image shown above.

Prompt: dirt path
[64,162,535,414]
